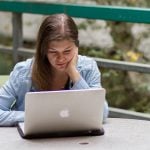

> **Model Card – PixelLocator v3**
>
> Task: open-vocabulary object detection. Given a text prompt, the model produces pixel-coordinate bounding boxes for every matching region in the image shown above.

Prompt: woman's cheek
[48,56,56,66]
[68,54,73,61]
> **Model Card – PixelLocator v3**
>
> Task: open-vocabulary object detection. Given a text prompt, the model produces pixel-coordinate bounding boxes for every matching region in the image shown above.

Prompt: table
[0,118,150,150]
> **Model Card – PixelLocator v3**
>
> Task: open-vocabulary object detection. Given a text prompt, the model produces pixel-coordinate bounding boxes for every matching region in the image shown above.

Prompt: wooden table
[0,118,150,150]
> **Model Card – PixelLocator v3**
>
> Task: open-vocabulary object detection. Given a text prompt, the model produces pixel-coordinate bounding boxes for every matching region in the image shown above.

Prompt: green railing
[1,1,150,23]
[0,0,150,119]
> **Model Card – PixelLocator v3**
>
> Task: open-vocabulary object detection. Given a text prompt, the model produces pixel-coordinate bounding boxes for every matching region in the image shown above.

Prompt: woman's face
[47,39,77,72]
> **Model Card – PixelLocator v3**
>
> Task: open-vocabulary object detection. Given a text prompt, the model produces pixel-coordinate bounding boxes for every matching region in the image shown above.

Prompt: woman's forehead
[48,39,75,49]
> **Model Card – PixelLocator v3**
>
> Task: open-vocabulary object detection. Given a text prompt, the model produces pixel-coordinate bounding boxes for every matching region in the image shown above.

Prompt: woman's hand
[66,48,78,72]
[65,48,80,83]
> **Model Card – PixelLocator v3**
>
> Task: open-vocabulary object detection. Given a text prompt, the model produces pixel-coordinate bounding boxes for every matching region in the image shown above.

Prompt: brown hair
[32,13,79,91]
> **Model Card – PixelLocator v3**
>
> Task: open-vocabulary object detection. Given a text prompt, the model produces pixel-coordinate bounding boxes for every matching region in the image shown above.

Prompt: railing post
[12,13,23,64]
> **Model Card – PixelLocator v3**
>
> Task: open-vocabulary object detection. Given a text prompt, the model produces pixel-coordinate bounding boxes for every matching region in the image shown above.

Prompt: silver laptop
[17,88,105,138]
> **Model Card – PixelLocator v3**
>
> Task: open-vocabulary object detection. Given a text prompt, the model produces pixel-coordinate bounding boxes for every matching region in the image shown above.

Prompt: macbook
[17,88,105,139]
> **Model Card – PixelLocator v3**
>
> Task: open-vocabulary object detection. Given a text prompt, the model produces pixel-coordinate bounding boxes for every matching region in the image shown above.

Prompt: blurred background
[0,0,150,113]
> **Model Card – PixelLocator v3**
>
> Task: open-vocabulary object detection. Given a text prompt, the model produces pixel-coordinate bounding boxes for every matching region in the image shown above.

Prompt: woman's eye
[48,51,57,54]
[64,50,71,54]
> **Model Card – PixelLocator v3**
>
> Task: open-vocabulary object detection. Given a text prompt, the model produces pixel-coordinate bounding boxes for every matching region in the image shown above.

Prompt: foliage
[0,53,13,75]
[92,0,150,8]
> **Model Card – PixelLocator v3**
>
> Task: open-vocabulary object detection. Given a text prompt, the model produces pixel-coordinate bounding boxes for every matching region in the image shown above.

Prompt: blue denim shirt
[0,55,109,126]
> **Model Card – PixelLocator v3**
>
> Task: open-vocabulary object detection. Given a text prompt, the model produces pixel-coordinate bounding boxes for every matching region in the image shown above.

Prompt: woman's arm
[0,63,25,126]
[71,58,101,89]
[69,56,109,121]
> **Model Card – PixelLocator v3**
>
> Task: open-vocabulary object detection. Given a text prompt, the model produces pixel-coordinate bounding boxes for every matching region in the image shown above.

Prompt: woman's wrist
[67,67,80,83]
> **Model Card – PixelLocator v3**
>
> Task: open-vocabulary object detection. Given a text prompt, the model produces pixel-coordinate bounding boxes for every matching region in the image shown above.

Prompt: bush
[0,53,13,74]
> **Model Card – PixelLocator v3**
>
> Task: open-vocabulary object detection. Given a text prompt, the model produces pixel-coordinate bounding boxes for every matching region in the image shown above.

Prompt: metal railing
[0,1,150,119]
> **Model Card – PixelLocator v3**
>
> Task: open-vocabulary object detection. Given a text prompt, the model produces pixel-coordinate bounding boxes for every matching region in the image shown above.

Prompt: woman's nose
[57,54,65,61]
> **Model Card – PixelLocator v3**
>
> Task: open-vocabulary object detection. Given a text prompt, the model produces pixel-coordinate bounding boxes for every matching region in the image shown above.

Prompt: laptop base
[17,123,104,139]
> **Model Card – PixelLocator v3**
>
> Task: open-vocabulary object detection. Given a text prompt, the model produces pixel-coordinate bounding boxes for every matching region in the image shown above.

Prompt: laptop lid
[18,88,105,138]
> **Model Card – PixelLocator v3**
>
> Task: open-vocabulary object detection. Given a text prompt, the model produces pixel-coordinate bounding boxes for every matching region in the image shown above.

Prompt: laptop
[17,88,105,139]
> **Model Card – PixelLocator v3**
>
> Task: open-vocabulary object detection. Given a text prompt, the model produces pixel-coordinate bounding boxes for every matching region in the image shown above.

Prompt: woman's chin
[56,66,66,72]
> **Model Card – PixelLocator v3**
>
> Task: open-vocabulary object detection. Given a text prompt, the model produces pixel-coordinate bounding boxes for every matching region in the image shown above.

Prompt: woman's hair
[32,13,79,91]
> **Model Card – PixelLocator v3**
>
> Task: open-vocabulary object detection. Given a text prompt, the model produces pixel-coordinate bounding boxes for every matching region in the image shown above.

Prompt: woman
[0,13,109,126]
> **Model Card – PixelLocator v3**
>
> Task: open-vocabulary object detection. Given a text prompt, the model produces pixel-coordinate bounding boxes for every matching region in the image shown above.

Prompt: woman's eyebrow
[64,46,73,50]
[48,48,57,51]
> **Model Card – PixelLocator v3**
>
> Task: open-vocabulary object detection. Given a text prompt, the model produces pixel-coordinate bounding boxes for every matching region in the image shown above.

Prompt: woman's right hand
[65,48,80,83]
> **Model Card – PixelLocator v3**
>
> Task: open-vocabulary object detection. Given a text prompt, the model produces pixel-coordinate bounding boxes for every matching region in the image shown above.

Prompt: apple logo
[59,109,70,118]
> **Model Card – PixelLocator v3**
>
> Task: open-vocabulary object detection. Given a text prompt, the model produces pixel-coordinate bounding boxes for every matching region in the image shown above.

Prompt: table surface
[1,118,150,150]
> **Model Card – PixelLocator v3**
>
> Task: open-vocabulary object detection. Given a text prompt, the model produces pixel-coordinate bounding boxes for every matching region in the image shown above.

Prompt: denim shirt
[0,55,109,126]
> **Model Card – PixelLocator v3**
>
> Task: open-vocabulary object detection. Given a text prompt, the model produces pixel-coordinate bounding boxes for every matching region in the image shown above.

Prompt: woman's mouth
[56,63,66,68]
